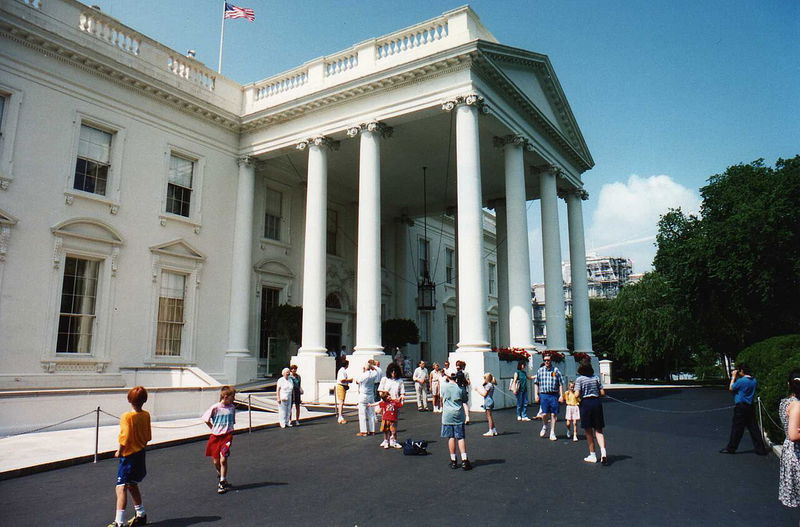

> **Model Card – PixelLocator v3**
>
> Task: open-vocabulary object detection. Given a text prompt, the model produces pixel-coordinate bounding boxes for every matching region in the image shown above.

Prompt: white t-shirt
[378,376,404,399]
[356,369,379,402]
[336,367,351,384]
[413,367,429,383]
[276,377,294,402]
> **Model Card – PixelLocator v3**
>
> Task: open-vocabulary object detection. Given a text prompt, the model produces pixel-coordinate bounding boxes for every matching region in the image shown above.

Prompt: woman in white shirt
[378,363,405,402]
[276,368,294,429]
[355,361,379,436]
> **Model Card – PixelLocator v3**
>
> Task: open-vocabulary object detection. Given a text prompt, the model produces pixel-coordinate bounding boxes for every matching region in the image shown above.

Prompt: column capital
[441,93,489,114]
[532,163,563,178]
[559,187,589,201]
[296,136,340,151]
[493,134,532,150]
[237,156,254,168]
[346,121,393,139]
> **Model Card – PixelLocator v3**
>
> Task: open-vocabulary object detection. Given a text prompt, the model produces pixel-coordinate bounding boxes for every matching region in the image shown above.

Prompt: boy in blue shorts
[108,386,151,527]
[441,370,472,470]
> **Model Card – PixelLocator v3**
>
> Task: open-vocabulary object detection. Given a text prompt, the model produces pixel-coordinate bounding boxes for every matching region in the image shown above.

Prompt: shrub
[736,334,800,440]
[381,319,419,350]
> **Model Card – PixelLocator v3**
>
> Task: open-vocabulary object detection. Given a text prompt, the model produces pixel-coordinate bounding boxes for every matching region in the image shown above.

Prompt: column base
[448,350,501,411]
[224,354,258,386]
[297,346,328,356]
[289,354,336,403]
[352,345,385,356]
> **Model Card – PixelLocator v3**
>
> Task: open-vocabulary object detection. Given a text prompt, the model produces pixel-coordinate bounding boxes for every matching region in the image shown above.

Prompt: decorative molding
[346,121,394,139]
[41,360,110,374]
[65,195,74,205]
[237,156,254,168]
[533,164,563,178]
[0,178,10,191]
[492,134,533,150]
[0,225,10,262]
[52,237,63,269]
[441,93,489,114]
[110,247,120,277]
[296,136,340,151]
[109,204,119,215]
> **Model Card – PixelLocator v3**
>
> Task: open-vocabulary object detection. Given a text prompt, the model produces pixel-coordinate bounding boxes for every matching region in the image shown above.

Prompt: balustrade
[376,22,449,60]
[167,56,216,91]
[254,70,308,100]
[325,53,358,77]
[79,12,140,55]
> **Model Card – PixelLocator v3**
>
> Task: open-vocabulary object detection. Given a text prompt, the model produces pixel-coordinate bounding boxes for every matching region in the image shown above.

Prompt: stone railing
[6,0,240,113]
[79,10,140,55]
[243,5,497,113]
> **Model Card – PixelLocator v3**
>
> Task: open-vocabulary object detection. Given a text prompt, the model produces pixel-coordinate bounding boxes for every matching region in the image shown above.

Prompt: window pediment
[150,238,206,261]
[0,208,18,226]
[52,217,123,245]
[253,259,294,277]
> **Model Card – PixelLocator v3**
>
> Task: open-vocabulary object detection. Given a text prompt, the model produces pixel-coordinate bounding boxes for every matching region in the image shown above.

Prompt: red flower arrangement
[491,347,531,362]
[538,350,565,362]
[571,351,590,364]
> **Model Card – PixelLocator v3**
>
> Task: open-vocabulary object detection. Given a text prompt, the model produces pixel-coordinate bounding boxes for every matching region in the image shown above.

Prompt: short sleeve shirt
[732,376,757,405]
[441,381,467,425]
[202,402,236,436]
[535,365,564,393]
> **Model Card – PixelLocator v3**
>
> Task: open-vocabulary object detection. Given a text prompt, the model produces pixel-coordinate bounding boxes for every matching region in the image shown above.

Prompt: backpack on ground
[402,438,428,455]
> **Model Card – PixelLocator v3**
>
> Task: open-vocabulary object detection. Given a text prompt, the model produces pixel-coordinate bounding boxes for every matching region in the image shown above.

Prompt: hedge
[736,334,800,441]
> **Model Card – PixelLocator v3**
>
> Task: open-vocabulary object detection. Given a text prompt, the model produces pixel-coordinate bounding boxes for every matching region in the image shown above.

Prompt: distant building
[533,254,634,342]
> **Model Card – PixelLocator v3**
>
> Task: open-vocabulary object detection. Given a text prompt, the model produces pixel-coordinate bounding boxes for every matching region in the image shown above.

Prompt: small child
[202,386,237,494]
[564,381,581,441]
[374,391,403,449]
[475,373,498,437]
[108,386,151,527]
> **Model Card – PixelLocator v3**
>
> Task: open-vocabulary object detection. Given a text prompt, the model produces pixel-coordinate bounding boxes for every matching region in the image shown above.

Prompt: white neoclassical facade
[0,0,595,401]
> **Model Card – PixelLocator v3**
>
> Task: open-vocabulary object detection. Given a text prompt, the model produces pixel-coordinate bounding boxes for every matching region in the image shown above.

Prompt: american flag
[224,3,255,22]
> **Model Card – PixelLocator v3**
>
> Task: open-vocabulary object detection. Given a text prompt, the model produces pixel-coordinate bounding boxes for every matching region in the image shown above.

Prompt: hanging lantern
[417,165,436,311]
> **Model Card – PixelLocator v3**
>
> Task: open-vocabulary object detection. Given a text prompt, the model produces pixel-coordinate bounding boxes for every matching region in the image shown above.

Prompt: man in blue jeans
[720,364,768,455]
[534,354,565,441]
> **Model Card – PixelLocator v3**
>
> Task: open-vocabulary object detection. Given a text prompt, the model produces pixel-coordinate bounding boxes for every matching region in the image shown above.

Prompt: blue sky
[92,0,799,279]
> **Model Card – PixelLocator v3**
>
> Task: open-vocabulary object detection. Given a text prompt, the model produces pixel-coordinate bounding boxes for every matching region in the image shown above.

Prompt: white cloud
[586,175,700,273]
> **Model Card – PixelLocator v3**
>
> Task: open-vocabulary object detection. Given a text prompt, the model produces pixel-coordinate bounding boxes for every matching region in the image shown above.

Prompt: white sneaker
[521,417,531,421]
[517,416,522,421]
[584,454,598,463]
[549,433,557,441]
[483,430,494,437]
[390,441,402,449]
[493,429,498,436]
[539,427,547,437]
[379,440,388,448]
[572,435,578,442]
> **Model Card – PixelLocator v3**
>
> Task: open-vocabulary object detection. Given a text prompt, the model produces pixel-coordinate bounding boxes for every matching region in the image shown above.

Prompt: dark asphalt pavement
[0,388,796,527]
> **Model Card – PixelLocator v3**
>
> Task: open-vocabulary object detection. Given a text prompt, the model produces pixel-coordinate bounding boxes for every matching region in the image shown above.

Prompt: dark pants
[726,402,766,453]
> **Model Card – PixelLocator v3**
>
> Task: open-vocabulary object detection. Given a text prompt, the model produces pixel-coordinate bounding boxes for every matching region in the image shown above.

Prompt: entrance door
[259,287,282,377]
[325,322,342,355]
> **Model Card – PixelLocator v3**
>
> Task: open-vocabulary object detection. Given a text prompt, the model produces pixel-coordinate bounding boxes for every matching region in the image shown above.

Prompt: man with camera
[720,364,769,455]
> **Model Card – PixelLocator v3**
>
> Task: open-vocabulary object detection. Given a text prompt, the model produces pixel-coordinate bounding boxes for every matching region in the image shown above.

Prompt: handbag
[509,376,519,395]
[402,438,429,456]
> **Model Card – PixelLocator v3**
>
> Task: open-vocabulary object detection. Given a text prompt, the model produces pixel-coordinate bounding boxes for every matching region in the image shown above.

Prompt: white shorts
[565,405,580,421]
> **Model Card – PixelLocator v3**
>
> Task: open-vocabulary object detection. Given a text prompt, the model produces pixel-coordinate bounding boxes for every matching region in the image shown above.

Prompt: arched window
[325,293,342,309]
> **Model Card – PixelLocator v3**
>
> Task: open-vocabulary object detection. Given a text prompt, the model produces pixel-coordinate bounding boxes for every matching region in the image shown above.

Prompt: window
[327,209,338,255]
[155,272,186,356]
[445,248,455,284]
[488,262,496,295]
[74,124,112,196]
[0,85,23,190]
[418,238,430,279]
[264,188,282,241]
[490,320,498,349]
[166,154,194,217]
[419,311,431,363]
[446,314,457,353]
[56,257,100,353]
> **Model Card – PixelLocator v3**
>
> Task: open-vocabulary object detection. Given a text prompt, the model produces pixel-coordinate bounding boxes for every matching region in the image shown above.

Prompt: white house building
[0,0,595,404]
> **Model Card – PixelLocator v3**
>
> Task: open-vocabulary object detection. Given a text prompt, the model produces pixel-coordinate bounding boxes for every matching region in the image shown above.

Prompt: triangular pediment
[477,42,594,170]
[0,208,19,226]
[52,217,123,245]
[150,238,206,260]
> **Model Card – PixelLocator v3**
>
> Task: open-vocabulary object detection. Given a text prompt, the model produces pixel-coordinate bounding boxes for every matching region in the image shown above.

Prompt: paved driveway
[0,388,795,526]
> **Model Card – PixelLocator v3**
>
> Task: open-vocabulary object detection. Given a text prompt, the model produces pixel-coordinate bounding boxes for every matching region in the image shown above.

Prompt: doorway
[259,286,286,376]
[325,322,342,355]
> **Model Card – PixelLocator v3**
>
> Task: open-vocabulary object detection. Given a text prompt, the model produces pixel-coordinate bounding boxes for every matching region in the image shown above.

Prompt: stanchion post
[94,406,100,463]
[248,394,252,434]
[757,396,767,447]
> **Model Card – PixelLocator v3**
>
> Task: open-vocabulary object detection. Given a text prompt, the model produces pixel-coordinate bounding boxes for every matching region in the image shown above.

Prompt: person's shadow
[470,458,506,468]
[148,516,221,526]
[602,454,632,466]
[230,481,288,491]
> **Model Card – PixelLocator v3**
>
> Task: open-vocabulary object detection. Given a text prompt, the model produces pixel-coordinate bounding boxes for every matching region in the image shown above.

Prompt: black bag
[402,438,429,456]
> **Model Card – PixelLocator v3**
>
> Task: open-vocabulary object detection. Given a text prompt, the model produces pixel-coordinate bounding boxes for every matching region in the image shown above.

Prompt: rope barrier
[0,409,97,440]
[604,394,735,414]
[98,409,207,429]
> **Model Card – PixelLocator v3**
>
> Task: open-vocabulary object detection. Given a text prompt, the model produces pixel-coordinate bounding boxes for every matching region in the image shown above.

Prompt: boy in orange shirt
[108,386,151,527]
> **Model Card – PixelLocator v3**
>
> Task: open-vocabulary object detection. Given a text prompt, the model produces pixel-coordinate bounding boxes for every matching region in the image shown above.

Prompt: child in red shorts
[202,386,236,494]
[108,386,151,527]
[375,391,403,449]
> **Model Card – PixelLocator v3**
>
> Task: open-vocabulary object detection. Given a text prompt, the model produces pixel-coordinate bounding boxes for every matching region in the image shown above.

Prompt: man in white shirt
[413,361,430,411]
[355,361,379,436]
[335,360,352,424]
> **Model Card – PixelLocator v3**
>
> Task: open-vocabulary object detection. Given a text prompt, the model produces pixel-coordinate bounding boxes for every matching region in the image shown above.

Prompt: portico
[223,7,596,404]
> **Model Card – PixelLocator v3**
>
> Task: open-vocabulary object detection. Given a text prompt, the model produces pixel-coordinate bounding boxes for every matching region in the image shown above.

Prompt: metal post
[94,406,100,463]
[757,396,768,448]
[248,394,252,434]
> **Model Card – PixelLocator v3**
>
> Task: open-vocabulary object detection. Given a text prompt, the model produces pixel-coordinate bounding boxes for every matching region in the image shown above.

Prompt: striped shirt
[575,375,603,398]
[535,365,564,393]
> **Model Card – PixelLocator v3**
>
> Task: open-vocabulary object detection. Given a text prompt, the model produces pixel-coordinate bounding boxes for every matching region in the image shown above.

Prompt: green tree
[606,273,693,379]
[267,304,303,345]
[381,319,420,350]
[566,298,614,359]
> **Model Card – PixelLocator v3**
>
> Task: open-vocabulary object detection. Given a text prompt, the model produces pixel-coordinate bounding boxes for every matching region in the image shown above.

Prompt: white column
[446,95,490,352]
[494,200,510,348]
[501,137,536,351]
[539,167,568,351]
[225,156,257,383]
[298,138,331,356]
[566,189,593,353]
[349,123,391,356]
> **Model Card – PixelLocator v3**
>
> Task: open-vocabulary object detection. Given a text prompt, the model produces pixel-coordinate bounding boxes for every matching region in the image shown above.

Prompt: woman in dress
[430,363,443,413]
[779,368,800,508]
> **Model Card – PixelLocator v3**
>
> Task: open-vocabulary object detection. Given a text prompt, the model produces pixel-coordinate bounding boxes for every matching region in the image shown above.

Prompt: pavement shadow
[604,454,632,466]
[470,458,505,467]
[148,516,222,526]
[233,481,288,490]
[496,431,520,436]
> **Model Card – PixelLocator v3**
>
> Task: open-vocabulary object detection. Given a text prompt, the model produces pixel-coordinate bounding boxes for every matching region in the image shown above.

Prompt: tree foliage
[267,304,303,345]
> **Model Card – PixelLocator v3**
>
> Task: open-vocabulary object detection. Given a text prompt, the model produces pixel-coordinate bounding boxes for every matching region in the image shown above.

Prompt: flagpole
[217,1,226,73]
